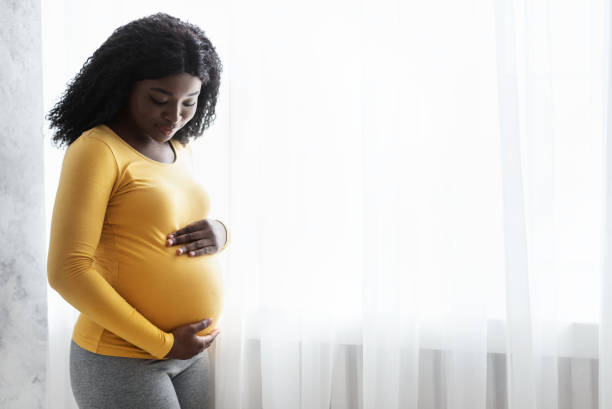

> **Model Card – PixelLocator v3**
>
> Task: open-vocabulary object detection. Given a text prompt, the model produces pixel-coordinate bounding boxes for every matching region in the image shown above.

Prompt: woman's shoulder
[64,126,118,169]
[70,124,136,164]
[70,125,114,150]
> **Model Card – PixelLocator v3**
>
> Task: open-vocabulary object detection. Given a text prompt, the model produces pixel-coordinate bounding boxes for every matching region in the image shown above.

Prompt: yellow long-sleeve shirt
[47,124,228,360]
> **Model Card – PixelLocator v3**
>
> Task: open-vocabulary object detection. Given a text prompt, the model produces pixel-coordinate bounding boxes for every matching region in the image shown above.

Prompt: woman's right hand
[164,318,220,360]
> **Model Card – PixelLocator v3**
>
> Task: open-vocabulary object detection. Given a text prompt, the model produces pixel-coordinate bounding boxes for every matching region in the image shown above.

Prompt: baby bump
[114,252,224,336]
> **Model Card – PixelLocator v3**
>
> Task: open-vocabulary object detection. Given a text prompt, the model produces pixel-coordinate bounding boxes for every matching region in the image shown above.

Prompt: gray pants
[69,339,211,409]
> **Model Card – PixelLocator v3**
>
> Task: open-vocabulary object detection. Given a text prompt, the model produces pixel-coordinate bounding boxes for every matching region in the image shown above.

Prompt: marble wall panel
[0,0,47,407]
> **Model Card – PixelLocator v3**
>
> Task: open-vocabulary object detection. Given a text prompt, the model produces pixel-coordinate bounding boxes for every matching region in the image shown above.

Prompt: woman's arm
[47,135,174,359]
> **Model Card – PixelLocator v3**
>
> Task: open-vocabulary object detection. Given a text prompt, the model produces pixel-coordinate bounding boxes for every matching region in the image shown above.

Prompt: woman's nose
[163,105,181,124]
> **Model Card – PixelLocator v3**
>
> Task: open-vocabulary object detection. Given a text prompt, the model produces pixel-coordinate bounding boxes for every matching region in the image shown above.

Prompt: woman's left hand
[166,219,227,257]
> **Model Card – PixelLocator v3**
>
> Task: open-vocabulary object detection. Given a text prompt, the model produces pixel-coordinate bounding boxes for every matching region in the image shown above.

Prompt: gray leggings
[69,339,211,409]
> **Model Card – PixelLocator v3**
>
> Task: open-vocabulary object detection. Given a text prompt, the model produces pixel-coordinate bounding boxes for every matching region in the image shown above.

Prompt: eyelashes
[149,96,196,107]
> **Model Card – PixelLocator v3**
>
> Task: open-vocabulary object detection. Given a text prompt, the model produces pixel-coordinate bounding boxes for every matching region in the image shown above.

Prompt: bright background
[41,0,609,408]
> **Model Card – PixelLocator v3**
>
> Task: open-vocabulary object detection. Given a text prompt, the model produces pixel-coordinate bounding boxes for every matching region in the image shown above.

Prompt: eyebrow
[150,88,200,97]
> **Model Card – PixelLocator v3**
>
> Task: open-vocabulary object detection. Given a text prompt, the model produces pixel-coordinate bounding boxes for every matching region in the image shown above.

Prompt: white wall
[0,0,47,407]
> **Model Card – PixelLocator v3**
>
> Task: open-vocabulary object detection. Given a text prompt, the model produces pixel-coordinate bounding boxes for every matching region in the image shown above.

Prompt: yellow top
[47,124,229,360]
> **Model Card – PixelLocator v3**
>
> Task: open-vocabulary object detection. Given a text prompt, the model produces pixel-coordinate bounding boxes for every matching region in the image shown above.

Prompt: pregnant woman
[46,13,228,408]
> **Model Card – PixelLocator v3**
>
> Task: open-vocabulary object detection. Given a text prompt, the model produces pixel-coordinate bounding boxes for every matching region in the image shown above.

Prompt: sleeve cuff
[152,331,174,360]
[215,219,230,252]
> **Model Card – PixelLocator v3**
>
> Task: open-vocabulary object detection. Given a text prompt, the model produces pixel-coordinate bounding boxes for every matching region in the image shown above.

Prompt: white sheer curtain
[42,0,607,408]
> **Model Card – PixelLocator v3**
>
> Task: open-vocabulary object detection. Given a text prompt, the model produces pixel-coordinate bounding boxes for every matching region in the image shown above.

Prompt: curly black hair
[46,12,222,147]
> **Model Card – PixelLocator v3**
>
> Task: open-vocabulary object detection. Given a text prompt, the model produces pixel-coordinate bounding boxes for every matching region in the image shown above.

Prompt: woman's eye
[150,96,196,107]
[150,97,167,105]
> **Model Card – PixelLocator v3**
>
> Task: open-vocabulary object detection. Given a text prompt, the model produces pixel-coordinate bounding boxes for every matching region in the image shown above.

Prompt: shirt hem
[72,332,168,360]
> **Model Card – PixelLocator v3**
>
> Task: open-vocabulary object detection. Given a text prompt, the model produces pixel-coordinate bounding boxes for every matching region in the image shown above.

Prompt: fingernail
[168,233,175,238]
[177,248,183,255]
[189,251,195,256]
[166,239,173,246]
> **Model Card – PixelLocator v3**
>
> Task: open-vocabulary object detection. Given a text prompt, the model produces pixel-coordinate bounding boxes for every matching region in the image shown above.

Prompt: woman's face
[125,72,203,143]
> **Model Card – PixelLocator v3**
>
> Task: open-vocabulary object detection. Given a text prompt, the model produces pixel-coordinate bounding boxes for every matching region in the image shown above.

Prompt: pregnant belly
[114,250,223,337]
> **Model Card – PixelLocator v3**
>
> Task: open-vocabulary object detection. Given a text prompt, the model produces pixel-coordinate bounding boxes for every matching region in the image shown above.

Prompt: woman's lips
[158,125,175,136]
